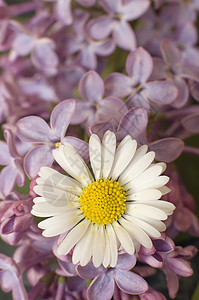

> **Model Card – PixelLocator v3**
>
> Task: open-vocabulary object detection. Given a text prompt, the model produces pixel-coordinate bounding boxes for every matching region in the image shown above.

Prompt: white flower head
[31,131,175,268]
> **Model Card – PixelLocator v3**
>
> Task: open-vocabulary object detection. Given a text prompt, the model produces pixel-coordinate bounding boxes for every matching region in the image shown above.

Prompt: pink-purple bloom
[0,0,199,299]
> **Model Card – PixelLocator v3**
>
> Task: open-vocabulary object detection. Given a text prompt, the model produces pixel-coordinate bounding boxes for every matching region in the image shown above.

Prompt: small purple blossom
[16,99,89,178]
[105,47,178,110]
[77,253,148,300]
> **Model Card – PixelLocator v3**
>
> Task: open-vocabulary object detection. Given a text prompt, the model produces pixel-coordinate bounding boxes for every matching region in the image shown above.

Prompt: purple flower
[86,0,150,51]
[105,47,178,110]
[54,0,96,25]
[0,128,25,196]
[90,107,148,142]
[71,70,128,132]
[161,245,197,298]
[0,253,28,300]
[163,171,199,237]
[9,21,59,76]
[151,39,199,108]
[16,99,89,178]
[65,10,115,70]
[77,253,148,300]
[0,197,33,244]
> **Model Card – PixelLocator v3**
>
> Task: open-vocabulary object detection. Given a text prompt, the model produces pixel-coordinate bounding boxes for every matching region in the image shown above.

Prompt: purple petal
[79,47,97,70]
[116,253,136,270]
[32,38,59,76]
[12,277,28,300]
[174,207,192,232]
[160,40,181,67]
[0,165,18,196]
[170,77,189,108]
[17,116,51,142]
[113,20,137,51]
[4,129,19,159]
[181,113,199,133]
[55,0,73,25]
[50,99,76,141]
[14,214,33,232]
[149,138,184,162]
[105,73,133,98]
[1,218,14,234]
[69,100,91,125]
[12,33,34,56]
[94,39,115,56]
[153,239,173,253]
[126,47,153,84]
[115,269,148,294]
[89,121,115,139]
[99,97,128,127]
[0,141,11,165]
[150,58,166,81]
[87,16,114,40]
[126,93,150,110]
[167,258,193,277]
[117,107,148,141]
[18,77,58,102]
[77,262,104,279]
[144,81,178,105]
[87,273,114,300]
[177,22,197,46]
[79,71,104,103]
[99,0,122,12]
[63,136,89,162]
[122,0,150,21]
[24,145,54,179]
[14,159,25,187]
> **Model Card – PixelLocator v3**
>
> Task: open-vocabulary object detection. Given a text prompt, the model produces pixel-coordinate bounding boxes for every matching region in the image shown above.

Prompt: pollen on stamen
[79,179,126,226]
[55,142,62,148]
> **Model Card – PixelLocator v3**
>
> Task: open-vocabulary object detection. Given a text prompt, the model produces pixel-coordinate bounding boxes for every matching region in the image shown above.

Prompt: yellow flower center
[79,179,126,226]
[55,142,62,148]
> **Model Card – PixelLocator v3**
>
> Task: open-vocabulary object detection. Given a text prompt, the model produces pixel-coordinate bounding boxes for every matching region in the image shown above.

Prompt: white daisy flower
[31,131,175,268]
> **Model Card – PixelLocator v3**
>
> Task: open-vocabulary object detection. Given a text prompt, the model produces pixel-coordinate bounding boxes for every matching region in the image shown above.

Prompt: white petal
[103,230,111,268]
[112,221,135,255]
[137,200,175,215]
[33,184,78,206]
[119,217,153,249]
[72,223,95,265]
[110,136,137,180]
[37,167,82,195]
[89,134,102,180]
[156,162,166,173]
[79,224,95,266]
[106,223,118,267]
[53,144,93,187]
[93,225,106,268]
[124,164,163,190]
[127,175,169,194]
[145,218,166,232]
[31,201,74,217]
[58,219,90,256]
[101,131,116,179]
[126,203,168,220]
[126,144,148,166]
[119,151,155,185]
[126,189,162,201]
[125,215,161,238]
[158,185,171,195]
[39,212,83,237]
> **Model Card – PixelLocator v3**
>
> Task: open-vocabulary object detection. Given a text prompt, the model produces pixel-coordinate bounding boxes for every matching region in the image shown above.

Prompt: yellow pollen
[55,142,62,148]
[79,179,126,226]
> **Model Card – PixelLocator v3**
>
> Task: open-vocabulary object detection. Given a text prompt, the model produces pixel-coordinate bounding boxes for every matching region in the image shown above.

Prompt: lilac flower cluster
[0,0,199,299]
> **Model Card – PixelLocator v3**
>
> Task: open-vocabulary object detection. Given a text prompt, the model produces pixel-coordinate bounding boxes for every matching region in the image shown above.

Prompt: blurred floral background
[1,0,199,299]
